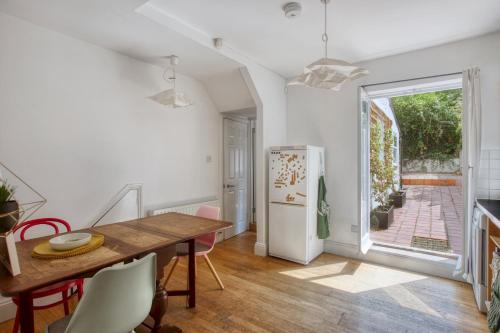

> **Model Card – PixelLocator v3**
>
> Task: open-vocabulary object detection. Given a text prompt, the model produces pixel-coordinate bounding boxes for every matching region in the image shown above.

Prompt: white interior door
[359,87,373,254]
[223,118,249,239]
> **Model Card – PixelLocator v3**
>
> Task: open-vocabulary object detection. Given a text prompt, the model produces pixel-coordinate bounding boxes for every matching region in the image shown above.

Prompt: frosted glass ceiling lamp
[148,55,192,108]
[287,0,369,91]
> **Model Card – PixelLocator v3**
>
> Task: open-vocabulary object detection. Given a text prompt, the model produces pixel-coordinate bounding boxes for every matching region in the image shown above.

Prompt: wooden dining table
[0,212,232,333]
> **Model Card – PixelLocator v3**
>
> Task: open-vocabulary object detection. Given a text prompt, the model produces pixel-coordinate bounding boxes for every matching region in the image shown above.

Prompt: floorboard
[0,232,487,332]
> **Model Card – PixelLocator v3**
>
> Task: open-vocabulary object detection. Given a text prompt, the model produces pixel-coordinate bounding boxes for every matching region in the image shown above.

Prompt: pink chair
[11,218,84,333]
[163,205,224,290]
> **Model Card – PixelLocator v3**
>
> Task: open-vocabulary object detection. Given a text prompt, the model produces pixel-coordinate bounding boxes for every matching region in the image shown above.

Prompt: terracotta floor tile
[371,184,463,255]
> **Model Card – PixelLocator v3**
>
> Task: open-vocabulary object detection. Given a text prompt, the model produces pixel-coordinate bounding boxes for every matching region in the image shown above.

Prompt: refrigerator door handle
[270,201,306,207]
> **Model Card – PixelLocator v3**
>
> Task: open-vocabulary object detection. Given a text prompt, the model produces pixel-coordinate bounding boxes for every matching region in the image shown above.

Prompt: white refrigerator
[268,145,325,264]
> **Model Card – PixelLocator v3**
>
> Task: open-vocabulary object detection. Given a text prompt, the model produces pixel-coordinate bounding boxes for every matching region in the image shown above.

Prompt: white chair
[45,253,157,333]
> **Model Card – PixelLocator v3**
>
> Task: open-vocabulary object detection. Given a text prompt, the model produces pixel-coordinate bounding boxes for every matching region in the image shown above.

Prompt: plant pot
[0,201,19,233]
[373,205,394,230]
[389,191,406,208]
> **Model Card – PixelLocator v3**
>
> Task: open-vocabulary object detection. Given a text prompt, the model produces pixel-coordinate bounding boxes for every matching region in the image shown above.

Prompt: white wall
[0,12,221,230]
[113,0,289,257]
[241,65,287,255]
[287,31,500,248]
[204,69,255,112]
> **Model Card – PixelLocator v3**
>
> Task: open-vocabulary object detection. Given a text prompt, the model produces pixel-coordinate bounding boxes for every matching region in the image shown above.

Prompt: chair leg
[12,306,19,333]
[162,257,179,289]
[62,290,69,315]
[77,281,83,300]
[203,254,224,290]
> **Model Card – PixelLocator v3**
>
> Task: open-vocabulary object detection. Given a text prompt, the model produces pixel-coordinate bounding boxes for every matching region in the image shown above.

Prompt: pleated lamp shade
[147,88,192,108]
[287,58,369,91]
[287,0,368,90]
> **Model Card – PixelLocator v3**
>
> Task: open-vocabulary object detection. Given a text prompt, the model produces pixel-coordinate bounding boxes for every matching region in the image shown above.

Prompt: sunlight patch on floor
[281,262,427,294]
[385,284,442,318]
[279,262,348,279]
[312,263,426,293]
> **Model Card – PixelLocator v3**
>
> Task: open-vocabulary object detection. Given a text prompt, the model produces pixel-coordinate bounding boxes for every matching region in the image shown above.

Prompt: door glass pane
[361,100,369,240]
[229,149,235,179]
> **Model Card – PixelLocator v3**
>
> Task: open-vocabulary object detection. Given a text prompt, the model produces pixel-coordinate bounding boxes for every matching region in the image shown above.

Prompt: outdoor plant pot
[0,200,19,233]
[389,190,406,208]
[373,205,394,230]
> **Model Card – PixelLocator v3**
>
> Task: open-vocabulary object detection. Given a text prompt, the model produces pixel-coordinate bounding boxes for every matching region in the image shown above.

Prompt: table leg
[150,280,168,333]
[188,238,196,308]
[19,291,34,333]
[149,245,178,333]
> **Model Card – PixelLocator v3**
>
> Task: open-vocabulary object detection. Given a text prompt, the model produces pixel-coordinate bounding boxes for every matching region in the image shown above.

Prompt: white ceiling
[0,0,243,81]
[1,0,499,81]
[147,0,500,78]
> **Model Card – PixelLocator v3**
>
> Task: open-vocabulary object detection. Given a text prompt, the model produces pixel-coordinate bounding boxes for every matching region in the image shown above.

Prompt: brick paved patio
[370,185,463,255]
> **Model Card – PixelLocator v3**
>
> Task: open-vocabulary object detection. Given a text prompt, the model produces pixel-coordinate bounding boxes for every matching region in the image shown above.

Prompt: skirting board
[254,242,267,257]
[324,240,465,282]
[0,297,15,323]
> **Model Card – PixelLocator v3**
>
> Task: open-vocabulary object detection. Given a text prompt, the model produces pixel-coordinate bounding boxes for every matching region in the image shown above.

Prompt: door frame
[358,87,372,254]
[359,76,465,258]
[249,119,256,226]
[222,115,253,238]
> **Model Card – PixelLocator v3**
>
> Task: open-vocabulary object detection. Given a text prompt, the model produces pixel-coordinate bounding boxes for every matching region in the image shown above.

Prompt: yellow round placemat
[32,234,105,260]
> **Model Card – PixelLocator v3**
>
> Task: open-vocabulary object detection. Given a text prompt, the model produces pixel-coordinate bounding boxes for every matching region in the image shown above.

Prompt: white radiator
[150,198,220,216]
[150,198,224,242]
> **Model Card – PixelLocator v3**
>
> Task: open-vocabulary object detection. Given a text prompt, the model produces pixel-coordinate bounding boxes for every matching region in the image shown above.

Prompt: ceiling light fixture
[287,0,368,90]
[147,55,192,108]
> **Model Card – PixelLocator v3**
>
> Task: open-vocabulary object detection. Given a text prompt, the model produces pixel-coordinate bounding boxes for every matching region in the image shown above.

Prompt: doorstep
[367,243,461,281]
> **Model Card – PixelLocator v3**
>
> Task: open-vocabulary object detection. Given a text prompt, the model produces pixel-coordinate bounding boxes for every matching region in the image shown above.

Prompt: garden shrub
[391,89,462,161]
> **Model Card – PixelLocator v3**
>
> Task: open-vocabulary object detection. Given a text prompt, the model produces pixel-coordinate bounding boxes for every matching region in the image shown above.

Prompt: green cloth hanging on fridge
[317,175,330,239]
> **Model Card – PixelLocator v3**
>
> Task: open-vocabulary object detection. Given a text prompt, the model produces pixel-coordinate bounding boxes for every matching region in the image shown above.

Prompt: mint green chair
[45,253,157,333]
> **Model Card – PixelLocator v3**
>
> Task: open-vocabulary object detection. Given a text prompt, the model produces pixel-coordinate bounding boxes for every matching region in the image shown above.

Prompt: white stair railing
[90,183,143,227]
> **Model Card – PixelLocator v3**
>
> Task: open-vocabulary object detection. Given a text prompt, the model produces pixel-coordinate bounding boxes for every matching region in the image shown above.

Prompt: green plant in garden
[370,122,393,208]
[384,127,395,191]
[391,89,462,161]
[0,181,15,203]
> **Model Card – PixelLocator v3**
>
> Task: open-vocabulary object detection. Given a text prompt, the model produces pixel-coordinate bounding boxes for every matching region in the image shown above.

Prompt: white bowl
[49,233,92,251]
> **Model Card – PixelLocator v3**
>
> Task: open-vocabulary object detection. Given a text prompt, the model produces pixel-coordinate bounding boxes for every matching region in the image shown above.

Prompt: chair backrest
[64,252,157,333]
[195,205,220,249]
[13,218,71,241]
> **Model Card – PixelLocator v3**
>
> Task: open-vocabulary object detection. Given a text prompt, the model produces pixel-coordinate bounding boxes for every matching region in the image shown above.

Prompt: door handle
[225,184,235,188]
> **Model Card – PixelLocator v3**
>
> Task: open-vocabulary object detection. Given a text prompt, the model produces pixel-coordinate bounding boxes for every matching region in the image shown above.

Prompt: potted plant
[370,123,394,230]
[390,188,406,208]
[0,181,18,233]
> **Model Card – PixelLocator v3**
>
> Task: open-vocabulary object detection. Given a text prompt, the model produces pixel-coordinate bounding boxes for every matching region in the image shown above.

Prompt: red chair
[11,218,84,333]
[163,205,224,290]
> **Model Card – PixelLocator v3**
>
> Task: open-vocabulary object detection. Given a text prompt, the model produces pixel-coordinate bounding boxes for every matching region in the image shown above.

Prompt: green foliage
[370,122,394,208]
[391,89,462,161]
[0,181,14,203]
[383,127,395,191]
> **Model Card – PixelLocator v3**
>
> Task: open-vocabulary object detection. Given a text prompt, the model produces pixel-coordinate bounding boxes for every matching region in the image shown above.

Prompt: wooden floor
[0,232,487,332]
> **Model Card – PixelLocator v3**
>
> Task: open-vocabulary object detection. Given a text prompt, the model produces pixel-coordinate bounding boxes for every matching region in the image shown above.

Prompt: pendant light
[148,55,192,108]
[287,0,368,90]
